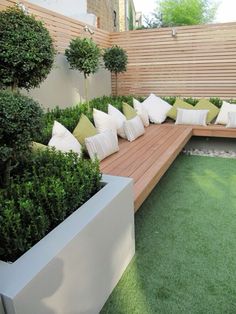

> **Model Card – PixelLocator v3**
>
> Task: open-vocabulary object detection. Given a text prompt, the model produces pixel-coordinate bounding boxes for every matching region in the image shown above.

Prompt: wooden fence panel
[110,23,236,98]
[1,0,236,98]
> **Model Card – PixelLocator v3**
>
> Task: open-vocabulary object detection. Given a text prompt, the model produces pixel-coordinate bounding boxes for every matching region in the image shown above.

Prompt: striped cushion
[133,98,150,127]
[123,116,145,142]
[175,109,209,126]
[108,104,127,139]
[226,112,236,128]
[85,130,119,161]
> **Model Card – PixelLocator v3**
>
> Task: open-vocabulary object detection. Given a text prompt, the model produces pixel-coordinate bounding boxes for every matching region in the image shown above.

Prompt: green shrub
[0,7,55,90]
[35,95,236,145]
[0,90,43,187]
[0,149,102,262]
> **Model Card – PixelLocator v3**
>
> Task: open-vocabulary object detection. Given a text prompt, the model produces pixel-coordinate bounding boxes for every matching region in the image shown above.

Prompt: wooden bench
[100,123,236,212]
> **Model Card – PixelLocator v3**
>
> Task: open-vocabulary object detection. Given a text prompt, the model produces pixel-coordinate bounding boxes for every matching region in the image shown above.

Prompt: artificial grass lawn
[101,155,236,314]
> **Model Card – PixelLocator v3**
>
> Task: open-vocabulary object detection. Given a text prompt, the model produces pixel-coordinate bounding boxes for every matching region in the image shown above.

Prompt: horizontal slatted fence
[110,24,236,98]
[1,0,236,98]
[0,0,110,52]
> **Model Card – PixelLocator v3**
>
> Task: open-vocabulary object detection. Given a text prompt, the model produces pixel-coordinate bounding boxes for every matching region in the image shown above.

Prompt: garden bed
[0,175,135,314]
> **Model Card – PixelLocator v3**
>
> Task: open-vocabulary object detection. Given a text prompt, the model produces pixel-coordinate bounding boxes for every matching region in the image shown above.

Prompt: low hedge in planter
[0,149,102,262]
[35,95,236,145]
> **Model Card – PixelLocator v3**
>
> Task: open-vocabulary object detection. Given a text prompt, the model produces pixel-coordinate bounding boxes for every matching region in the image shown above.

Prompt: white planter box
[0,175,135,314]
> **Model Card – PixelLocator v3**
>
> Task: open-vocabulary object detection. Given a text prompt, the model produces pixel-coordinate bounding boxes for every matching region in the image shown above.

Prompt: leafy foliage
[156,0,218,27]
[103,45,128,95]
[103,45,128,75]
[0,90,43,187]
[35,95,235,145]
[35,95,134,144]
[0,149,102,262]
[65,37,100,79]
[0,7,55,90]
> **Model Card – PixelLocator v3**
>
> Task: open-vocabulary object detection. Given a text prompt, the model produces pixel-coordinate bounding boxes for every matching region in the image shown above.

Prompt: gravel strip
[182,148,236,159]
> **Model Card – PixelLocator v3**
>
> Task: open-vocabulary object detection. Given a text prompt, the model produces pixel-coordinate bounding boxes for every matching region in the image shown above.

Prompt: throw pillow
[167,98,193,121]
[73,114,97,145]
[142,93,172,124]
[175,109,209,126]
[108,104,127,139]
[215,101,236,125]
[93,108,117,135]
[31,141,47,152]
[195,99,219,124]
[122,102,137,120]
[123,116,145,142]
[85,130,119,161]
[48,121,82,155]
[133,98,149,127]
[226,112,236,128]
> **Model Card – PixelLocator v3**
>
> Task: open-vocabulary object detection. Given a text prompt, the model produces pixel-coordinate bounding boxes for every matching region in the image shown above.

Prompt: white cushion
[215,101,236,125]
[142,93,172,124]
[133,98,150,127]
[226,112,236,128]
[175,109,209,126]
[123,116,145,142]
[85,130,119,161]
[48,121,82,155]
[93,108,117,135]
[108,104,127,138]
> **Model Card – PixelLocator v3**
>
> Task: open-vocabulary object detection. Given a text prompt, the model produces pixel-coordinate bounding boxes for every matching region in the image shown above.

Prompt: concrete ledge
[0,175,135,314]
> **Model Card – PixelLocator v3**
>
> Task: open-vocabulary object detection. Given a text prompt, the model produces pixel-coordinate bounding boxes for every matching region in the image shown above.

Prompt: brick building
[28,0,141,32]
[87,0,119,32]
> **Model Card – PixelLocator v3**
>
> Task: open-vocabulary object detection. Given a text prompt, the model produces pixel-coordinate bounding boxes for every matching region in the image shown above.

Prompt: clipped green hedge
[36,95,236,145]
[0,149,101,262]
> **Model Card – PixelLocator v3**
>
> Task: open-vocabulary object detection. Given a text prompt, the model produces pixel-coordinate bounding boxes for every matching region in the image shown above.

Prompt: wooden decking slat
[102,126,176,176]
[100,123,236,212]
[134,127,192,210]
[100,125,167,171]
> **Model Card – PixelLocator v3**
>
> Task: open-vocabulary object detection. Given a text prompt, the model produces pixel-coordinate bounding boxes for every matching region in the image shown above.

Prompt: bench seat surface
[100,124,192,211]
[100,123,236,211]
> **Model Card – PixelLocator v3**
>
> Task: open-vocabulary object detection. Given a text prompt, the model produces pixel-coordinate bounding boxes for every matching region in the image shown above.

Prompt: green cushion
[195,99,220,123]
[31,141,47,152]
[73,114,97,145]
[167,98,194,120]
[122,102,137,120]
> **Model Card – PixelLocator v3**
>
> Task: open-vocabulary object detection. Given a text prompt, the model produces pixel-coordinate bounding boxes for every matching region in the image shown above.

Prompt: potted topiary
[65,37,100,103]
[103,45,128,96]
[0,7,55,91]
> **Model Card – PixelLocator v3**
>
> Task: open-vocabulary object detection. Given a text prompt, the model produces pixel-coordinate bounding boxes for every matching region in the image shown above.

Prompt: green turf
[101,155,236,314]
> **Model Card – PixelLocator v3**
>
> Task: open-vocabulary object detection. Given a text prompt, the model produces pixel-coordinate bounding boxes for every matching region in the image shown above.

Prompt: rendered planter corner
[0,174,135,314]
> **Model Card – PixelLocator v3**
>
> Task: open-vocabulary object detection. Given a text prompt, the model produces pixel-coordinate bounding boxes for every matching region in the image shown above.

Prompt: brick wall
[87,0,119,32]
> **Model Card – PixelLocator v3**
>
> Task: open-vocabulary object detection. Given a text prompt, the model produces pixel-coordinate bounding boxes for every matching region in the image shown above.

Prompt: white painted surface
[0,175,135,314]
[0,297,5,314]
[23,54,111,109]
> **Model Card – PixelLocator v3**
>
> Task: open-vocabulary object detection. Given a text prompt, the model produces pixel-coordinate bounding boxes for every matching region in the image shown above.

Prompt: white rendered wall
[23,54,111,110]
[27,0,96,25]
